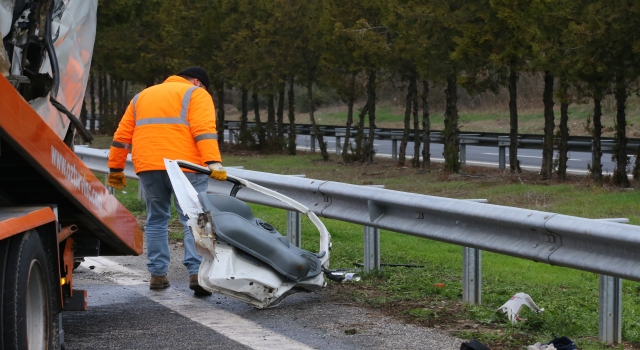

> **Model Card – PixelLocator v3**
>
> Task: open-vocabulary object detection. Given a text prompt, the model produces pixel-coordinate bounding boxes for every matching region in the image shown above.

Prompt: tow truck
[0,1,143,349]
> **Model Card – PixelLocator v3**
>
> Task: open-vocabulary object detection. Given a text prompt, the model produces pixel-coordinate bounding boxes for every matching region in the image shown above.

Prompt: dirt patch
[323,282,640,350]
[323,281,533,349]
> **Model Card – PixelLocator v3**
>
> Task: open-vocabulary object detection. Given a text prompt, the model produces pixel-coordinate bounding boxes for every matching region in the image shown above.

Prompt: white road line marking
[84,257,314,350]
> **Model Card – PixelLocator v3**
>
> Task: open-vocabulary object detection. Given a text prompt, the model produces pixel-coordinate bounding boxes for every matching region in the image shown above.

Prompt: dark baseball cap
[177,67,211,90]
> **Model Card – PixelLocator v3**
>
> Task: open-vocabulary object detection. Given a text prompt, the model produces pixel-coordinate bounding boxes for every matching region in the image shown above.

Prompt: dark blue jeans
[138,170,209,276]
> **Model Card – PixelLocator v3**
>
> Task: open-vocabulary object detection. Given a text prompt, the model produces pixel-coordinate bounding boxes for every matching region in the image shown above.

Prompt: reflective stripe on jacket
[107,76,221,173]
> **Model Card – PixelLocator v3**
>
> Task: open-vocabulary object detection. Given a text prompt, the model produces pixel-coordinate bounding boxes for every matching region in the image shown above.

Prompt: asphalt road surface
[63,244,463,350]
[292,134,624,175]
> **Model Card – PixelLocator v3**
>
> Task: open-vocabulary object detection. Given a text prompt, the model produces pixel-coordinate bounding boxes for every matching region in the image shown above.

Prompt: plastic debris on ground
[323,269,361,282]
[460,339,490,350]
[497,292,544,325]
[527,342,555,350]
[529,337,578,350]
[547,337,577,350]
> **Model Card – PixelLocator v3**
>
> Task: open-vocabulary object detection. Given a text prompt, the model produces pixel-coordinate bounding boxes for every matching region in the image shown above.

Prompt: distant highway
[224,130,626,175]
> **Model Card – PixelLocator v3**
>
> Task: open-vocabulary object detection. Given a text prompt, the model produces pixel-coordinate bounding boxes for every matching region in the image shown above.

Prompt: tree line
[89,0,640,187]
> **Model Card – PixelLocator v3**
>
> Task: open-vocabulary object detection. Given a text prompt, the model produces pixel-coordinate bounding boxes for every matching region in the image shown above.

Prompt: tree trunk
[215,81,225,145]
[80,99,88,134]
[120,79,125,116]
[308,81,329,160]
[398,78,414,167]
[277,82,285,143]
[633,145,640,180]
[89,72,96,133]
[421,81,431,169]
[557,79,569,180]
[109,76,116,133]
[123,81,128,115]
[342,74,356,163]
[365,69,377,163]
[354,102,369,162]
[252,91,265,148]
[613,74,630,187]
[508,68,520,173]
[592,96,603,182]
[443,74,460,173]
[98,71,104,134]
[240,86,249,144]
[267,93,276,148]
[540,71,555,179]
[287,77,296,155]
[115,78,124,123]
[411,75,420,168]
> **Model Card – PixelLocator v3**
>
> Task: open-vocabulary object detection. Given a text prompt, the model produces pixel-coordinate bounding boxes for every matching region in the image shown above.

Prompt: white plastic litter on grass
[497,292,544,325]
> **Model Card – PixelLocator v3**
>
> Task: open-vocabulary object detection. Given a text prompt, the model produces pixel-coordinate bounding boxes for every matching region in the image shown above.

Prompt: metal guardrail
[225,121,640,169]
[208,169,634,344]
[74,146,635,344]
[225,120,640,152]
[210,168,640,280]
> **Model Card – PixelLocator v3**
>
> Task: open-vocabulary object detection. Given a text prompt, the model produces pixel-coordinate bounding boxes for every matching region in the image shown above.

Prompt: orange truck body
[0,75,143,254]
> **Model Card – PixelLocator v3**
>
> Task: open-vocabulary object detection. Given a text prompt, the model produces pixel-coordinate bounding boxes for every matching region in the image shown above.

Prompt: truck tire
[0,230,57,350]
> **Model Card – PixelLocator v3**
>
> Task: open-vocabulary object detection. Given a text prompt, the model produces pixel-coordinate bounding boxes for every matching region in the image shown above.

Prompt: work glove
[208,162,227,181]
[107,172,126,190]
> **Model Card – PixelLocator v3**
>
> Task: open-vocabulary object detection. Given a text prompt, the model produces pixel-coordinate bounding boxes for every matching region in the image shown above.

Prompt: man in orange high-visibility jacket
[107,67,226,296]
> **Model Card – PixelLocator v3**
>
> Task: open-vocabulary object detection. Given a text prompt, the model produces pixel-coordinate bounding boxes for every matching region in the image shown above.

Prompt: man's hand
[208,162,227,181]
[107,172,127,190]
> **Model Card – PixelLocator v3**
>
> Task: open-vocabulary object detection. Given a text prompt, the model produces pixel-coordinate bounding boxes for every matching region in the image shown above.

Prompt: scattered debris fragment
[460,339,490,350]
[497,292,544,325]
[354,263,425,268]
[528,342,556,350]
[324,269,361,282]
[546,336,577,350]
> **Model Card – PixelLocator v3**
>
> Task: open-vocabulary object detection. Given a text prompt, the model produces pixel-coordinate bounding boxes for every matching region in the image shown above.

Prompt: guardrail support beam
[364,226,380,273]
[462,247,482,305]
[104,178,115,195]
[599,275,622,344]
[287,211,302,248]
[392,139,398,161]
[310,134,316,153]
[499,146,506,170]
[336,135,342,155]
[228,130,235,145]
[460,144,467,167]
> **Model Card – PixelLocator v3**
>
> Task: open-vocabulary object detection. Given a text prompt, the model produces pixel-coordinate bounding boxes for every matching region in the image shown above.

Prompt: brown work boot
[150,275,170,290]
[189,274,212,296]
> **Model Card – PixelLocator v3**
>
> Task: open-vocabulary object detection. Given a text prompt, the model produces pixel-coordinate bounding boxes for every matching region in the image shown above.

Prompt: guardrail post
[310,133,316,153]
[363,226,380,273]
[462,247,482,305]
[287,210,302,248]
[104,178,115,195]
[499,146,506,170]
[391,139,398,161]
[460,144,467,167]
[599,275,622,344]
[363,185,384,273]
[228,130,235,145]
[336,135,342,156]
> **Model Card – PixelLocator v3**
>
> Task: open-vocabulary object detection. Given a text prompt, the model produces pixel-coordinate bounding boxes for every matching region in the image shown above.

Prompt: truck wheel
[1,231,56,350]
